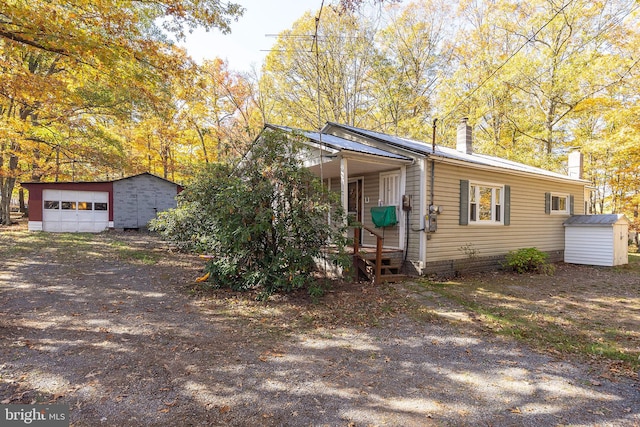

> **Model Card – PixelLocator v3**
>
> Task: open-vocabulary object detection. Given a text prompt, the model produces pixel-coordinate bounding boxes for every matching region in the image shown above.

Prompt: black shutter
[545,192,551,214]
[504,185,511,225]
[460,180,469,225]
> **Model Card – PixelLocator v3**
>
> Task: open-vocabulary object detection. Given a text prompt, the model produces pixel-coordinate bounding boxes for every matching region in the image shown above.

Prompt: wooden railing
[352,225,383,285]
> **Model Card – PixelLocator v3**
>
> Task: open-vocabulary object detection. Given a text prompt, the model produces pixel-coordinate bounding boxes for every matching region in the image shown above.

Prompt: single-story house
[21,172,181,233]
[263,119,590,277]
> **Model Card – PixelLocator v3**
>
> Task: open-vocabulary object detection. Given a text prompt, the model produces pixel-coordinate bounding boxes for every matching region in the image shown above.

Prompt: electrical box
[427,213,438,232]
[402,195,412,211]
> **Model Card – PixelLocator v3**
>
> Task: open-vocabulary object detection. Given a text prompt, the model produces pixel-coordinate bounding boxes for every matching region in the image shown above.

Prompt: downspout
[427,119,437,273]
[430,119,437,209]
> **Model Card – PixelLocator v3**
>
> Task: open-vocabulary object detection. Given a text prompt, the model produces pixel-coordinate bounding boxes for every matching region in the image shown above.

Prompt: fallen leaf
[219,405,231,414]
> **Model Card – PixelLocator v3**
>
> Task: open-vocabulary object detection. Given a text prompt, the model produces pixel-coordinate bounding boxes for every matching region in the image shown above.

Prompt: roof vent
[457,118,472,155]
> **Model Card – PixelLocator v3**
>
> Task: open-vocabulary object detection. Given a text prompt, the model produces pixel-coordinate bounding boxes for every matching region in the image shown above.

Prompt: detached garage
[22,173,181,233]
[563,214,629,266]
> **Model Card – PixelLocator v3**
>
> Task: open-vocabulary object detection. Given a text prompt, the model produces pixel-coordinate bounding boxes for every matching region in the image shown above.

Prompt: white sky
[180,0,323,72]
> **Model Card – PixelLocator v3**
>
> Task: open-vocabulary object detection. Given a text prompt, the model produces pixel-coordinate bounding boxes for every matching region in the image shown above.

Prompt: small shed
[563,214,629,266]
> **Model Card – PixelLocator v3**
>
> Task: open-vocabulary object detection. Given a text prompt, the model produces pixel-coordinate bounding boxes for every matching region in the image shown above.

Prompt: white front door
[42,190,109,232]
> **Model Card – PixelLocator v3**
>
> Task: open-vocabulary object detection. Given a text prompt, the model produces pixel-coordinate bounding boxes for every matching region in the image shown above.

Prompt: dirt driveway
[1,228,639,426]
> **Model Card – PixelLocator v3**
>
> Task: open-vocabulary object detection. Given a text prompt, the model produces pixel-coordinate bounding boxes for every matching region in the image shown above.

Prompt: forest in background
[1,0,639,229]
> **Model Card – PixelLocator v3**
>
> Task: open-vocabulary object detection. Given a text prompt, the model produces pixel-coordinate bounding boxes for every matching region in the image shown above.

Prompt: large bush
[150,129,350,297]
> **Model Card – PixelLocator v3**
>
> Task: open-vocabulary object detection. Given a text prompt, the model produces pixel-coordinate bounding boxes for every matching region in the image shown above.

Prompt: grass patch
[418,276,640,374]
[616,252,640,273]
[0,230,95,258]
[117,248,159,265]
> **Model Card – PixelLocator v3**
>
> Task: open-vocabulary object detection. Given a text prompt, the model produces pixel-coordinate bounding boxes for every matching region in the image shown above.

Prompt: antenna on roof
[314,1,326,183]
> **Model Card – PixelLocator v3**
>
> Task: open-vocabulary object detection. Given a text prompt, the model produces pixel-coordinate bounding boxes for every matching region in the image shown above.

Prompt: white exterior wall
[565,223,628,266]
[565,226,614,266]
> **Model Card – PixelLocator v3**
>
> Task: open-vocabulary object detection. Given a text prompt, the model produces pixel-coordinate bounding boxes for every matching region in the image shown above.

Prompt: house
[264,119,589,277]
[21,172,181,233]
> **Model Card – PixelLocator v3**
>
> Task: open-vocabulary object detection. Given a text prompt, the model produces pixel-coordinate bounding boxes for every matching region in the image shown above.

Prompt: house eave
[430,155,590,185]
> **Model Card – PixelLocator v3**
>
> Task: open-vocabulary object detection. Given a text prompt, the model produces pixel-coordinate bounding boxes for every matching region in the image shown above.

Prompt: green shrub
[504,247,555,275]
[150,129,350,298]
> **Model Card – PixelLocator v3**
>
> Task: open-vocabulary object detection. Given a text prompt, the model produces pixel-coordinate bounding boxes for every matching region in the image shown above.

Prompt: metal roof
[326,122,587,183]
[267,124,412,161]
[564,214,629,226]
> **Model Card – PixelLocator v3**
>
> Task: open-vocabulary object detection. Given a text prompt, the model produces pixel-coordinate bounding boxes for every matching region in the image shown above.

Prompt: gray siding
[113,174,178,228]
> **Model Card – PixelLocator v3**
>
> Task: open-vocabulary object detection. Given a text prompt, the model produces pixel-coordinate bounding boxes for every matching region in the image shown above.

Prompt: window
[380,172,400,206]
[545,193,572,215]
[94,203,108,211]
[551,194,567,213]
[78,202,92,210]
[61,201,76,210]
[469,183,503,223]
[44,201,59,210]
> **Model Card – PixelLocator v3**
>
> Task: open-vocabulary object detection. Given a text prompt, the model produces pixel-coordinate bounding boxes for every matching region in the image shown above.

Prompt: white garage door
[42,190,109,233]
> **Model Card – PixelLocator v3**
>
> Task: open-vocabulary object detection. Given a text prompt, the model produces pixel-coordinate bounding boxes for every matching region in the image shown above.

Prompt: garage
[22,173,181,233]
[42,189,109,232]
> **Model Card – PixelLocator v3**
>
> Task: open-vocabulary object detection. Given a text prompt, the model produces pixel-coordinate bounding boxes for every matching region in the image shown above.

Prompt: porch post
[340,156,348,226]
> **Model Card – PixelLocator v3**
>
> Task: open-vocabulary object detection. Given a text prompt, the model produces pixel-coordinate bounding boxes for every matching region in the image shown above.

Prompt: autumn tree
[176,59,262,166]
[0,0,244,225]
[260,7,379,130]
[371,0,453,138]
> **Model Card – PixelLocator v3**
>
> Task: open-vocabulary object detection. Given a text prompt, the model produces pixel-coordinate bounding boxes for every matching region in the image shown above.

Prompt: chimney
[567,151,583,179]
[456,118,472,155]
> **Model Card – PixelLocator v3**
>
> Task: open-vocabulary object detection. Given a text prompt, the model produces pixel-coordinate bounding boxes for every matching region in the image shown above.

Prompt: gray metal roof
[564,214,629,226]
[327,122,586,183]
[268,124,412,161]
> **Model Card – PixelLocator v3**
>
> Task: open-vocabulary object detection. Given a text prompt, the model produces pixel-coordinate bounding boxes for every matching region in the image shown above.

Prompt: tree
[0,0,244,225]
[260,8,378,130]
[150,129,350,298]
[371,0,453,138]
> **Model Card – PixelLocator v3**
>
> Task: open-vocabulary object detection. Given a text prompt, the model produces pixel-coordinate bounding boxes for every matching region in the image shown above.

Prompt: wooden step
[353,254,405,283]
[378,274,407,283]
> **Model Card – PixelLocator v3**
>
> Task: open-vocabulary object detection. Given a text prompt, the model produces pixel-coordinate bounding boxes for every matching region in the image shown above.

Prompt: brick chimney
[456,118,472,155]
[567,151,583,179]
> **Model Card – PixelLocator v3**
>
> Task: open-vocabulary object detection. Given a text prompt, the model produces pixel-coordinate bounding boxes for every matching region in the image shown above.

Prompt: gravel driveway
[0,230,638,426]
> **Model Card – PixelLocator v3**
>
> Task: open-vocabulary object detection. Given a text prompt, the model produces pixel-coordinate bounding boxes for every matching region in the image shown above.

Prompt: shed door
[42,190,109,233]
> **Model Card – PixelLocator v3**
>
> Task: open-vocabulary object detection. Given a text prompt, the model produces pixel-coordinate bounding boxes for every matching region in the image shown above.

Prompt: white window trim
[469,181,504,225]
[550,193,570,215]
[379,171,401,207]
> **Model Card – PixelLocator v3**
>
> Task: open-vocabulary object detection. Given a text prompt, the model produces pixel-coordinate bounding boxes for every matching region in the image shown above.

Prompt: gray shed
[113,173,181,229]
[563,214,629,266]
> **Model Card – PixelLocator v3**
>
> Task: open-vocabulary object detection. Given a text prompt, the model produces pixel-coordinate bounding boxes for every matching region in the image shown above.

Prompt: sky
[180,0,323,72]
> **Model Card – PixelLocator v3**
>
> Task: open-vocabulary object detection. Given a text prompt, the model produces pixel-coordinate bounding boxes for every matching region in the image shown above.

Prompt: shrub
[504,247,555,275]
[150,129,350,298]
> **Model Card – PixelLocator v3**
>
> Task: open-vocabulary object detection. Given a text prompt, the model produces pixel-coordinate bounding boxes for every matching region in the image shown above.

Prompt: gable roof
[324,122,587,183]
[21,172,180,187]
